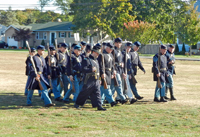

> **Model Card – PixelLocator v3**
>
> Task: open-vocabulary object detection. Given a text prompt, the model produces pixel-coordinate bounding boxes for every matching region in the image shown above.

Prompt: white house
[0,24,7,41]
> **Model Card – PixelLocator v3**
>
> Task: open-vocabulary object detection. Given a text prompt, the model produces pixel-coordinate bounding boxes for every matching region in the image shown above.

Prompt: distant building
[0,24,7,41]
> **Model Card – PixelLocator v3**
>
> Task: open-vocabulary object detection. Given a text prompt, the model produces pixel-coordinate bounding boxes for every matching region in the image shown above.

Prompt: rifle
[157,40,162,88]
[26,41,44,90]
[55,39,64,88]
[124,48,128,90]
[101,51,108,89]
[112,50,119,87]
[47,43,52,89]
[131,73,137,84]
[70,46,75,92]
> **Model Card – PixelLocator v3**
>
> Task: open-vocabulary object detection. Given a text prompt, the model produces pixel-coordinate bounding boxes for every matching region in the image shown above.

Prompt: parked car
[0,41,8,48]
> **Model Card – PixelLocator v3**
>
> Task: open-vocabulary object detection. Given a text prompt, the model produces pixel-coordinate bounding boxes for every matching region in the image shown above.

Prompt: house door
[51,33,55,45]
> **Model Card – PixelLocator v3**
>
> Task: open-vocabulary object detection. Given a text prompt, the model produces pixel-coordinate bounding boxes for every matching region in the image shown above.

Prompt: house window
[36,32,47,40]
[43,32,47,39]
[60,32,65,38]
[68,32,74,38]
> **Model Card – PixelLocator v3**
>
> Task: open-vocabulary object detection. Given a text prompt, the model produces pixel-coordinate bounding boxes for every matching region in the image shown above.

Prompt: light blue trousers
[27,80,52,105]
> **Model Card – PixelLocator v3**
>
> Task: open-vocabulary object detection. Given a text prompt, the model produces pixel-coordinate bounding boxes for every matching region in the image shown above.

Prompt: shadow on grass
[0,93,158,110]
[0,93,74,110]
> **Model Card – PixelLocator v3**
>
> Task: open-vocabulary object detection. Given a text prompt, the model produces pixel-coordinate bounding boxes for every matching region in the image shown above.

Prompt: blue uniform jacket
[153,53,169,82]
[166,50,176,75]
[25,56,31,76]
[98,50,114,85]
[45,55,60,79]
[26,53,50,90]
[58,50,71,76]
[82,54,100,84]
[113,47,124,75]
[130,49,145,75]
[122,50,133,75]
[70,52,82,78]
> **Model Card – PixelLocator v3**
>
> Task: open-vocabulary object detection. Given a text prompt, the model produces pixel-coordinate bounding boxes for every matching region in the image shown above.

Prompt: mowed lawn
[0,50,200,137]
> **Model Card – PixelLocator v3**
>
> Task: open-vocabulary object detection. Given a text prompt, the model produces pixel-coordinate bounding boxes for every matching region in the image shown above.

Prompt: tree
[0,7,19,26]
[123,20,156,44]
[41,40,46,46]
[175,43,179,54]
[38,0,53,12]
[12,28,32,47]
[176,1,200,46]
[129,0,189,44]
[70,0,135,39]
[182,43,186,53]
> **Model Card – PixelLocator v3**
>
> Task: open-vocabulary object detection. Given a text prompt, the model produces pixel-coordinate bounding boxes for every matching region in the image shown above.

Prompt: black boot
[97,106,107,111]
[110,102,117,107]
[164,87,170,99]
[169,87,176,100]
[153,97,160,102]
[160,97,168,102]
[130,98,137,104]
[121,99,128,104]
[136,96,144,100]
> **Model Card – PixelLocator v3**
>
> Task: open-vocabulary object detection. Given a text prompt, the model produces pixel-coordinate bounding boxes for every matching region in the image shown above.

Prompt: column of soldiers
[24,38,176,111]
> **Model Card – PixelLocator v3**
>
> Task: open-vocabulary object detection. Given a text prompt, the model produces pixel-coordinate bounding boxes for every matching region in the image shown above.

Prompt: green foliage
[71,0,136,39]
[41,40,46,46]
[122,20,156,44]
[0,7,19,26]
[176,1,200,45]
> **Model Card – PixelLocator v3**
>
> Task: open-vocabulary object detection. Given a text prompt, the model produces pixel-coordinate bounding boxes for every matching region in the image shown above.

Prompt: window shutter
[59,32,60,37]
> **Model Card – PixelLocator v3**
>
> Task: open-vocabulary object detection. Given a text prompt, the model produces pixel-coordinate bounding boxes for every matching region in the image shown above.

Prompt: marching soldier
[45,46,62,101]
[98,42,117,107]
[129,41,145,100]
[153,45,169,102]
[57,43,71,96]
[81,44,92,59]
[75,45,106,111]
[110,38,128,104]
[122,42,137,104]
[63,45,83,103]
[26,45,54,107]
[165,44,176,100]
[25,48,36,96]
[80,41,87,55]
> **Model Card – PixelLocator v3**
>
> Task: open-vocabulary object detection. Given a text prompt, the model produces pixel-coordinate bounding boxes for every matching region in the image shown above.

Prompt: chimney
[57,18,62,22]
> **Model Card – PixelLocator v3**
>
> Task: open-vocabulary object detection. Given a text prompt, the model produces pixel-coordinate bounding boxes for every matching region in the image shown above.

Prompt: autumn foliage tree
[122,20,156,44]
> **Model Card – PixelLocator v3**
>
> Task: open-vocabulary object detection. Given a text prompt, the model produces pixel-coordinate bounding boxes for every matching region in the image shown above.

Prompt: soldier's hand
[48,75,51,79]
[143,69,146,74]
[35,75,40,81]
[129,75,132,79]
[101,74,106,79]
[169,61,173,64]
[113,70,116,76]
[123,73,126,79]
[156,73,160,77]
[69,75,74,82]
[92,67,96,72]
[111,75,114,79]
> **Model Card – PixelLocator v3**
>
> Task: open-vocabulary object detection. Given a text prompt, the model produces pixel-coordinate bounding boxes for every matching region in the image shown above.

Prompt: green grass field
[0,51,200,136]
